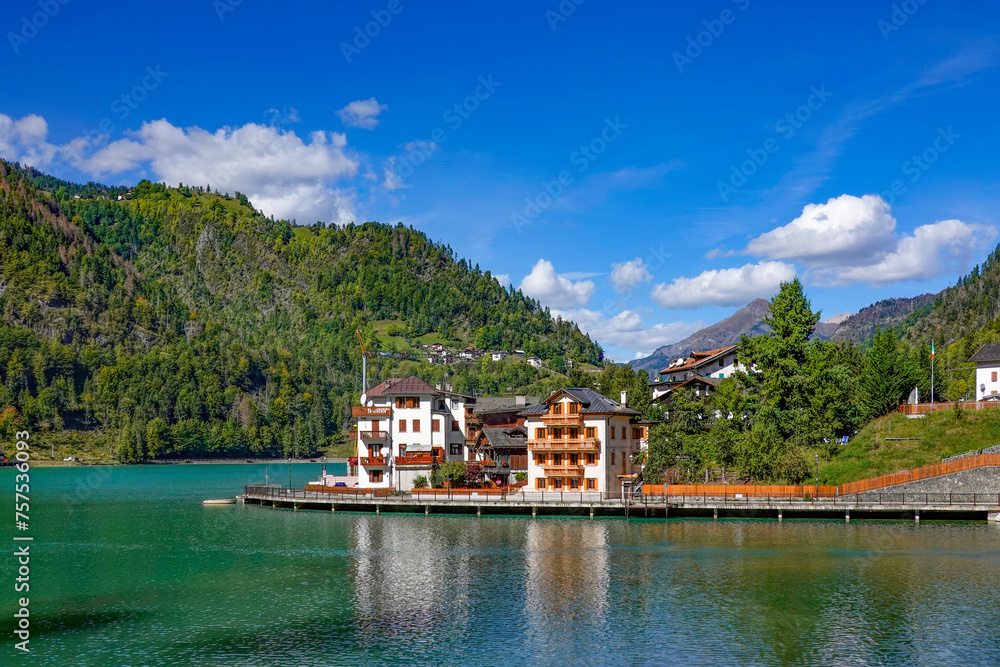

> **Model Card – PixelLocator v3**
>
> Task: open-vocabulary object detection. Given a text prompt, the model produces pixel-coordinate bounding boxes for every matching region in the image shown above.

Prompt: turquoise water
[2,464,1000,666]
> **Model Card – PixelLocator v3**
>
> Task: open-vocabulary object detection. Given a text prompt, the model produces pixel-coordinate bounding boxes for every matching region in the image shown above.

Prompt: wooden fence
[898,401,1000,416]
[837,453,1000,494]
[643,484,838,498]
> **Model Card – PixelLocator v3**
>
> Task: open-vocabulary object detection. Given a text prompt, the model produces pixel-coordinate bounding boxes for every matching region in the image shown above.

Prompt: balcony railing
[352,406,392,417]
[541,464,585,477]
[540,413,584,425]
[359,431,388,440]
[527,438,600,451]
[395,454,443,467]
[359,456,388,467]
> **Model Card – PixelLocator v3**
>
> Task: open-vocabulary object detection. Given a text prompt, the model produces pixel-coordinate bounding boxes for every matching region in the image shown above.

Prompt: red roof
[365,376,439,397]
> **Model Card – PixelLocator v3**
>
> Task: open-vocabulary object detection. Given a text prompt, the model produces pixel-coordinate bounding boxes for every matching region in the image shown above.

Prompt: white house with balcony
[649,346,742,400]
[970,343,1000,402]
[353,376,469,490]
[520,388,648,496]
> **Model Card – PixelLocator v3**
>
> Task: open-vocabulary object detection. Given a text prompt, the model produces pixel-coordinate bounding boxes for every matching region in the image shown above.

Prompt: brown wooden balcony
[359,430,388,440]
[527,438,600,451]
[395,454,443,467]
[352,406,392,417]
[541,464,585,477]
[359,456,388,467]
[540,413,584,425]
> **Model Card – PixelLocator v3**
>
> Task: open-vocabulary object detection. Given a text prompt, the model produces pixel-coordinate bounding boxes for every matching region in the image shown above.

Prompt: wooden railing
[540,414,585,425]
[395,454,443,466]
[359,456,387,466]
[527,438,600,450]
[898,401,1000,415]
[643,484,838,498]
[353,406,392,417]
[359,430,388,440]
[837,453,1000,494]
[541,464,585,477]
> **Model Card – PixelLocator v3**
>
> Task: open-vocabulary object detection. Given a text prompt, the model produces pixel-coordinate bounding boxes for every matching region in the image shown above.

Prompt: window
[553,479,563,489]
[611,452,616,465]
[412,420,421,432]
[568,402,579,414]
[994,372,998,382]
[570,478,579,489]
[569,427,579,439]
[552,428,563,439]
[451,421,460,432]
[569,453,579,466]
[535,453,546,465]
[407,397,418,408]
[553,453,563,465]
[586,478,596,490]
[536,478,547,490]
[585,427,596,439]
[621,427,626,440]
[552,403,563,415]
[450,444,460,456]
[585,453,595,465]
[610,426,615,440]
[395,397,404,409]
[370,470,383,483]
[719,358,725,367]
[399,420,407,432]
[536,428,546,439]
[633,428,642,440]
[432,419,440,432]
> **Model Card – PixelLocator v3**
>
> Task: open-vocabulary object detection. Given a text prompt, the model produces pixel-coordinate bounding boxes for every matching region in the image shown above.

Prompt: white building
[649,346,741,400]
[970,343,1000,401]
[521,388,648,496]
[527,356,542,369]
[353,376,469,490]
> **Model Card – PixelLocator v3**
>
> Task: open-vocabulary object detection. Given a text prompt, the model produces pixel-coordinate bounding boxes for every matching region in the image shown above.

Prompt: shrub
[413,475,428,489]
[514,472,527,482]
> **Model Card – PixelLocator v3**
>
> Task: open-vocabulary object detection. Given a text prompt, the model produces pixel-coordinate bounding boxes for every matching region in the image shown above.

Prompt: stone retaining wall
[855,467,1000,499]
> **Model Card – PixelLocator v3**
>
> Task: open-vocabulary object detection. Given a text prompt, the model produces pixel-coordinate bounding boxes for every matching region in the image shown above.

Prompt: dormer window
[568,402,580,414]
[552,403,563,415]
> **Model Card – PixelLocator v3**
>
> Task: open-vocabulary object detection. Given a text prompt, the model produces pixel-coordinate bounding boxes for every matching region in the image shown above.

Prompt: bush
[439,461,467,487]
[413,475,428,489]
[514,472,527,482]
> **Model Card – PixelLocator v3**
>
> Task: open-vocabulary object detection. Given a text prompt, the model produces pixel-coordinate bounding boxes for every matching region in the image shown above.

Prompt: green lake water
[2,463,1000,666]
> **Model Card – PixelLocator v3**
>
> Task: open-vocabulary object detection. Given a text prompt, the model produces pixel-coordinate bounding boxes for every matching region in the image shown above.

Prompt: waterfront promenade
[242,485,1000,522]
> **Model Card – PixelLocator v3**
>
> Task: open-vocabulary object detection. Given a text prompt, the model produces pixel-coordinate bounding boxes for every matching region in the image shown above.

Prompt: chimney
[515,395,526,407]
[620,391,627,406]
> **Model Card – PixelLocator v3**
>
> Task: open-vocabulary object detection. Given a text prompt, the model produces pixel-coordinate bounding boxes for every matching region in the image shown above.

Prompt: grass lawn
[815,408,1000,484]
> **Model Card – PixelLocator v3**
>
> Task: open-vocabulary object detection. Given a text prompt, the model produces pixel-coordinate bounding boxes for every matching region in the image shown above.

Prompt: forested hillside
[0,160,602,461]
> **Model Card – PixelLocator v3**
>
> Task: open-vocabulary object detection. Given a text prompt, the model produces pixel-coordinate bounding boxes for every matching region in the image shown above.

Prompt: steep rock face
[831,295,936,344]
[630,299,772,372]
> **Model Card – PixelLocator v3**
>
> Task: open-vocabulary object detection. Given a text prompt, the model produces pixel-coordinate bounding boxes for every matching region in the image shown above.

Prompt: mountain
[630,299,772,372]
[830,294,936,344]
[898,245,1000,347]
[0,161,602,461]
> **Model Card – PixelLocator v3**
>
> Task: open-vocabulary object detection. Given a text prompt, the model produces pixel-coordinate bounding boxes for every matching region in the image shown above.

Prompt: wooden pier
[242,486,1000,522]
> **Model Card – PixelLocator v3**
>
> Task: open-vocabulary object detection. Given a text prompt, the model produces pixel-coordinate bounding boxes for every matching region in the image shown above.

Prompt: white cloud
[519,259,595,309]
[609,257,652,294]
[0,113,68,169]
[831,219,996,286]
[651,261,796,309]
[493,273,511,287]
[383,156,408,192]
[81,119,359,224]
[555,307,704,361]
[336,98,388,130]
[746,194,897,267]
[745,194,996,286]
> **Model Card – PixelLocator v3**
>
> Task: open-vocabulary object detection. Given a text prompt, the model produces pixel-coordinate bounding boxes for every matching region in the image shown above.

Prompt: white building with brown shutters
[353,376,469,490]
[520,388,648,496]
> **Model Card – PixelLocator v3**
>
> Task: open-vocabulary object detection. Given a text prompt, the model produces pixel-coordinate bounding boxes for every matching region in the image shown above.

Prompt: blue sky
[2,0,999,361]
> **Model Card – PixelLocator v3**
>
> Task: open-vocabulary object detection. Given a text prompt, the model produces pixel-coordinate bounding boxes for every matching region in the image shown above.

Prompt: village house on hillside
[521,388,649,496]
[649,345,741,402]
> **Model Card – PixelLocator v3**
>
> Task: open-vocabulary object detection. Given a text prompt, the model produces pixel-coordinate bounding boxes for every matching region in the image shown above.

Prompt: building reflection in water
[524,520,609,641]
